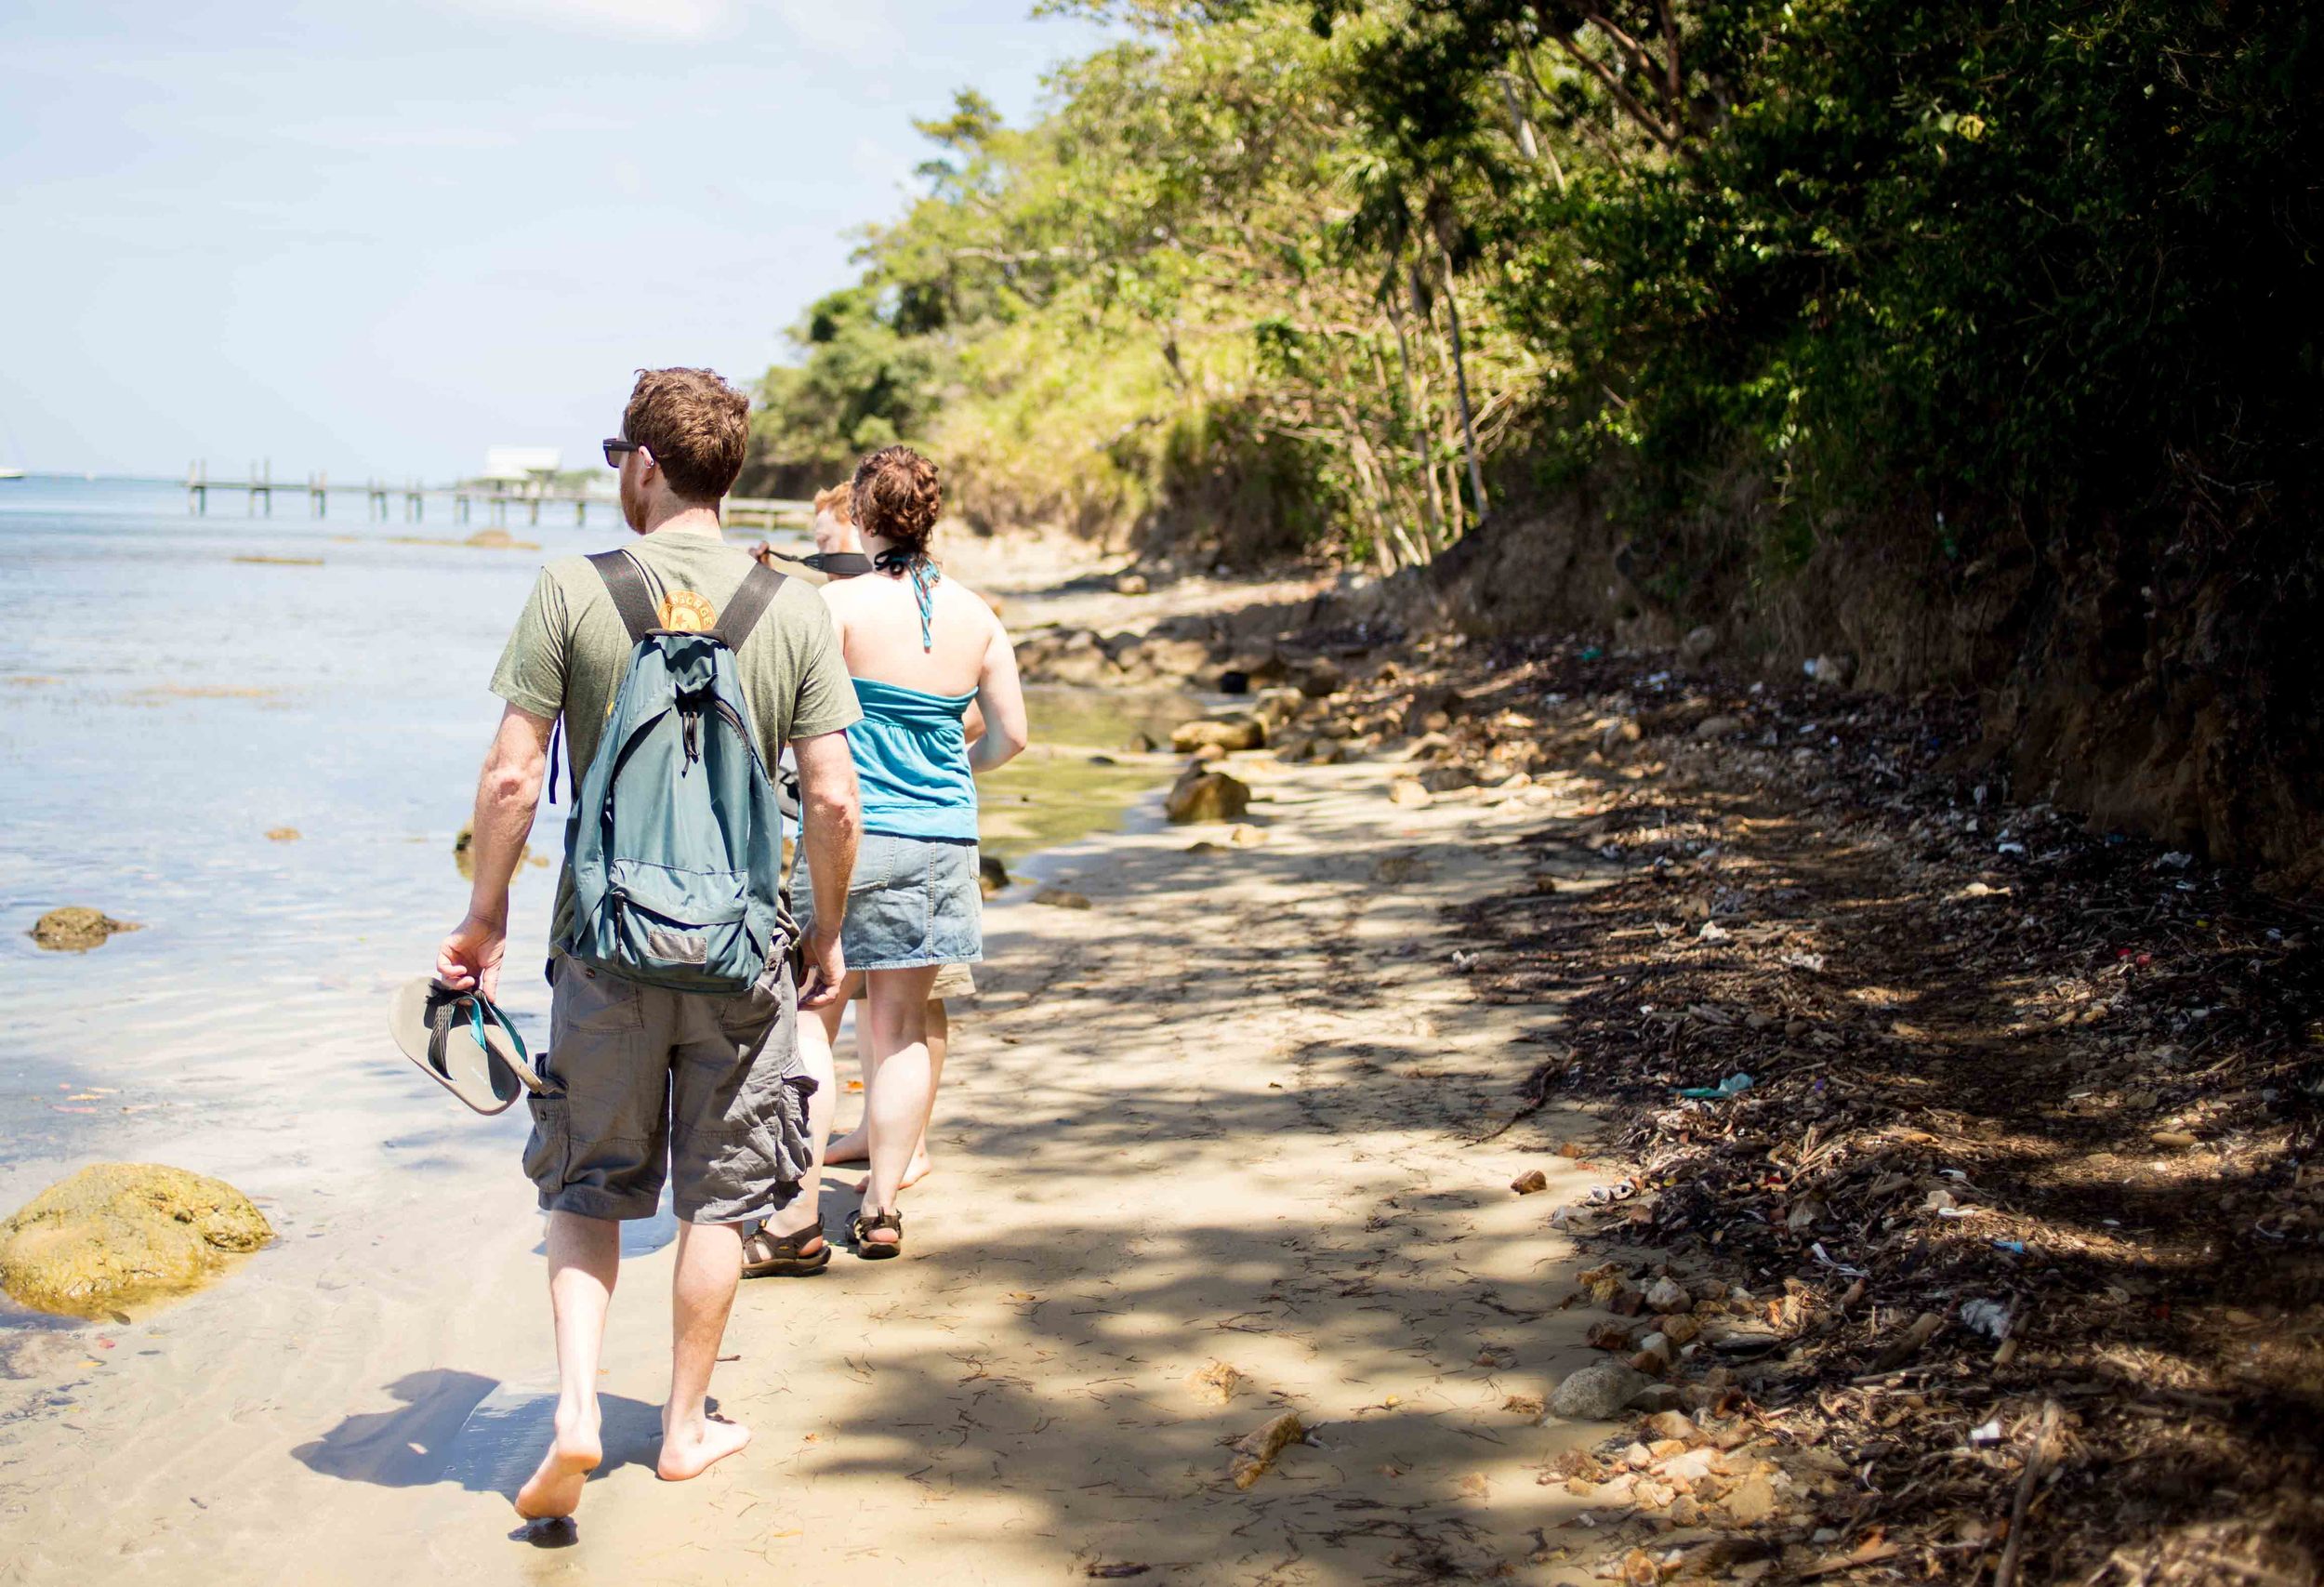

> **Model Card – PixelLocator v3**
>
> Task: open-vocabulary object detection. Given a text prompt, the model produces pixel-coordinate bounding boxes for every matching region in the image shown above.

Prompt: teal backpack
[559,550,793,993]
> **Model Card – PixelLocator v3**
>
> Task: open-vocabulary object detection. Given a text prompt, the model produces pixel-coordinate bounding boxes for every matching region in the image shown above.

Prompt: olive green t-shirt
[489,522,861,943]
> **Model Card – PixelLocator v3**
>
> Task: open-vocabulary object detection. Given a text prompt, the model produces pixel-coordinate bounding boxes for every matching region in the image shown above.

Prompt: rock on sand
[1167,771,1252,825]
[0,1164,273,1316]
[1171,717,1266,754]
[1546,1361,1647,1422]
[30,907,142,954]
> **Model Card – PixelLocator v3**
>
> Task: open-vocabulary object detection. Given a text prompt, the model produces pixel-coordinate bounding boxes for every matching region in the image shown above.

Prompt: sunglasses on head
[602,438,644,468]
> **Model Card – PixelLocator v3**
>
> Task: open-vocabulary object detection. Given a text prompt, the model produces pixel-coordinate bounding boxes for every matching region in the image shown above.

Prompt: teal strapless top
[848,677,979,841]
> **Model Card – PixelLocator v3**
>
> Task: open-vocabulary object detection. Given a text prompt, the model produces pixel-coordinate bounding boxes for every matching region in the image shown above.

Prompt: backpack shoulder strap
[587,549,658,643]
[711,561,786,651]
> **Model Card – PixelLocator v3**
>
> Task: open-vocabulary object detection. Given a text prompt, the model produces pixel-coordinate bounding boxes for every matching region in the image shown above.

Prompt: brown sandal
[848,1209,904,1260]
[741,1223,830,1278]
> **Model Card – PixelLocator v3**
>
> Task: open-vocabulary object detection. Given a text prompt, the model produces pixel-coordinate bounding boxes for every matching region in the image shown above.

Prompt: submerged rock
[454,823,531,881]
[30,907,142,954]
[463,527,541,551]
[0,1164,272,1316]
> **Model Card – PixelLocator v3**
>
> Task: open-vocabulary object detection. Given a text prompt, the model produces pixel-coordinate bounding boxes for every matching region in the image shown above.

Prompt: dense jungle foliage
[744,0,2318,591]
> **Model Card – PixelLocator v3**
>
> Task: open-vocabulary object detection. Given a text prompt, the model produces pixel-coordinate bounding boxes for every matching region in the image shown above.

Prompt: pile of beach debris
[1294,628,2324,1584]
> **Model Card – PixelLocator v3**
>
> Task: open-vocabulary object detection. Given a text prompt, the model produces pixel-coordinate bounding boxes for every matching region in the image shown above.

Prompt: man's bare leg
[756,992,846,1250]
[515,1211,617,1519]
[856,968,941,1249]
[658,1219,752,1480]
[826,997,944,1186]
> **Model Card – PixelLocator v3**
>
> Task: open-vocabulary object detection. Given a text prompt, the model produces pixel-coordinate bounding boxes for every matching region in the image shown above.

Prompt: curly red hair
[851,445,942,556]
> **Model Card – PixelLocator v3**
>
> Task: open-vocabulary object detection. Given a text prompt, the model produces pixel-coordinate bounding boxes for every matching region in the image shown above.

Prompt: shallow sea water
[0,478,1188,1278]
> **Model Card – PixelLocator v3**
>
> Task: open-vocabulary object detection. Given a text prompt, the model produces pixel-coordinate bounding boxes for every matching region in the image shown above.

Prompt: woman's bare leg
[827,996,944,1187]
[857,966,940,1248]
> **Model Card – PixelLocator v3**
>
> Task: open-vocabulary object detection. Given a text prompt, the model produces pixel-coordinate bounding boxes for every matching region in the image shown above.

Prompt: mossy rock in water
[30,907,142,953]
[0,1164,272,1316]
[454,823,531,881]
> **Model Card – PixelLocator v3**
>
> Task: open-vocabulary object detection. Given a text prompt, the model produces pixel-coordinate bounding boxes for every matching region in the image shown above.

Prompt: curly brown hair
[621,367,749,503]
[851,445,942,557]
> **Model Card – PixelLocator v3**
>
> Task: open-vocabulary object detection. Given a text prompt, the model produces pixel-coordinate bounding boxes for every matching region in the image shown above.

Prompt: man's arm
[790,727,861,1011]
[435,704,553,999]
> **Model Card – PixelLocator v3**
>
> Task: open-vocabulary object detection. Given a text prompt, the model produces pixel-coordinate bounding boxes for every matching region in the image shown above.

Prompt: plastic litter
[1810,1242,1868,1278]
[1991,1239,2027,1255]
[1960,1299,2013,1339]
[1676,1073,1754,1101]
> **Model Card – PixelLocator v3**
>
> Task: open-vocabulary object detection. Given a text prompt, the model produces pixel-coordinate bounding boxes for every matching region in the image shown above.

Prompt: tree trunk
[1384,292,1447,547]
[1437,242,1489,526]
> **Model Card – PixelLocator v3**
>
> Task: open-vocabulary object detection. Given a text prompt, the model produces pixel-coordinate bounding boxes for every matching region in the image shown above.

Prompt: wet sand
[0,754,1619,1586]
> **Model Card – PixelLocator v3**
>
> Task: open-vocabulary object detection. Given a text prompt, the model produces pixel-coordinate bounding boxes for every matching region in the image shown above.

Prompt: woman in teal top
[781,446,1028,1262]
[848,677,983,842]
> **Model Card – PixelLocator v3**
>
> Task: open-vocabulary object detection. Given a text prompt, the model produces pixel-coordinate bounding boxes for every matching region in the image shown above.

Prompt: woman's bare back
[823,567,1029,771]
[825,570,994,693]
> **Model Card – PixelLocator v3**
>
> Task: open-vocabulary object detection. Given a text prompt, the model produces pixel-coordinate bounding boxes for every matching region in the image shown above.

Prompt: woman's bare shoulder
[940,576,1007,629]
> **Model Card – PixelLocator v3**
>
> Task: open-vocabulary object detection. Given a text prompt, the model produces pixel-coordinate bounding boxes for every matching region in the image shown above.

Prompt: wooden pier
[185,461,808,531]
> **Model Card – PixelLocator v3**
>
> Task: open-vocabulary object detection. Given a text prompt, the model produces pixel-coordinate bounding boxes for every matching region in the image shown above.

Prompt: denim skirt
[796,831,983,971]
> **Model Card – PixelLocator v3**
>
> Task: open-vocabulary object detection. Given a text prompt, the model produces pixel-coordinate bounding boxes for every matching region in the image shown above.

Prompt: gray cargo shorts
[524,952,816,1224]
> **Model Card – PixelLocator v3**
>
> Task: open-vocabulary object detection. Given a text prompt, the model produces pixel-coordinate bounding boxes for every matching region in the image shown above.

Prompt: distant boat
[0,468,23,482]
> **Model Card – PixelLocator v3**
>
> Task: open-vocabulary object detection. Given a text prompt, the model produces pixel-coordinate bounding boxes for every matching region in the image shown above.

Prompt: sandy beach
[0,740,1617,1585]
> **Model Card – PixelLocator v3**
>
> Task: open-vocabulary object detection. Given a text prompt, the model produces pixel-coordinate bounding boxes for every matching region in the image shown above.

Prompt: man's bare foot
[513,1408,601,1519]
[657,1410,751,1481]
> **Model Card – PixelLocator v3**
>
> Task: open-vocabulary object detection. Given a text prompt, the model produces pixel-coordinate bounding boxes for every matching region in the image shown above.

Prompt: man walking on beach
[432,367,862,1519]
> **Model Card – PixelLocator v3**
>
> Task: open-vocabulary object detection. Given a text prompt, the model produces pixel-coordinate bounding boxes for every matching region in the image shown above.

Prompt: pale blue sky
[0,0,1103,481]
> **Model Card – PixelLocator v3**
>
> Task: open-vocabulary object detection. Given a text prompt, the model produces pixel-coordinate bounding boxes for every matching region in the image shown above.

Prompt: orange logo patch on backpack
[657,590,717,632]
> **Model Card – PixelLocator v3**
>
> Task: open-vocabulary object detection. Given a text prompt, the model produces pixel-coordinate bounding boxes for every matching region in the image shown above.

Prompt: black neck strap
[803,550,874,579]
